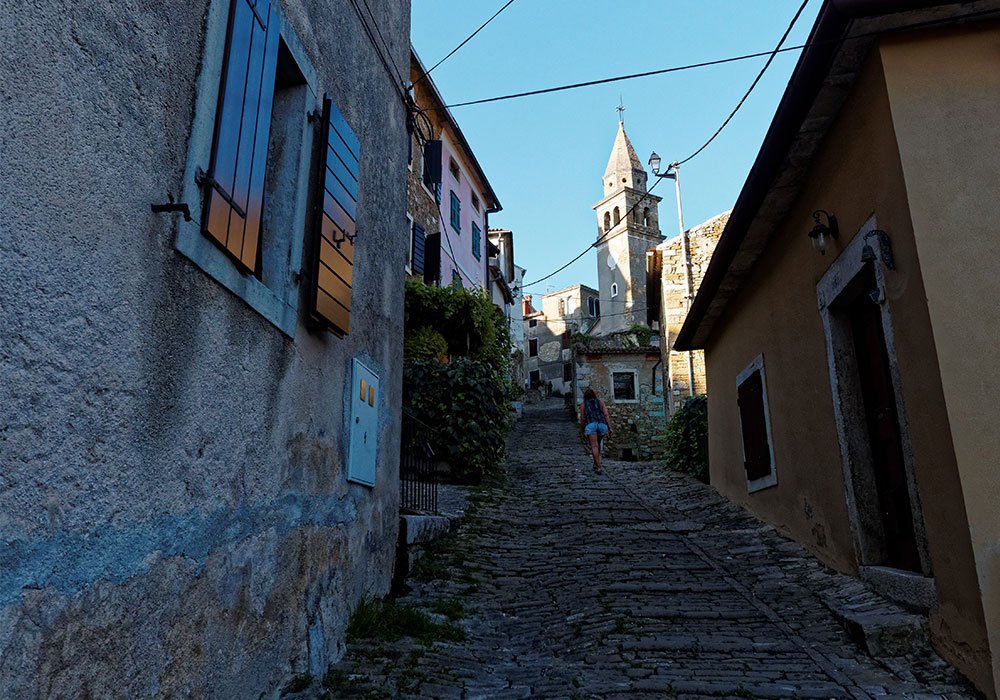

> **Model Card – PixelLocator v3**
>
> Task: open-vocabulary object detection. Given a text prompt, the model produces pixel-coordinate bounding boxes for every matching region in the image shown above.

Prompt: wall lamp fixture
[860,229,896,270]
[809,210,839,254]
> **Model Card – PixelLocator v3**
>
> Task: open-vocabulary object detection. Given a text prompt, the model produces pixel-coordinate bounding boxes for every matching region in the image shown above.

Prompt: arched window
[613,207,621,226]
[558,298,566,316]
[603,211,611,232]
[643,207,651,226]
[611,283,619,298]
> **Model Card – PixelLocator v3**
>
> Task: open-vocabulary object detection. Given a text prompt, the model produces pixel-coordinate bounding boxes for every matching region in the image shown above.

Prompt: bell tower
[593,116,663,334]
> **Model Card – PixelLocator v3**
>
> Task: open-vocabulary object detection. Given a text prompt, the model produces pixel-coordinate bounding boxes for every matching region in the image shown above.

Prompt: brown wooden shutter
[737,369,772,480]
[309,94,360,336]
[202,0,281,273]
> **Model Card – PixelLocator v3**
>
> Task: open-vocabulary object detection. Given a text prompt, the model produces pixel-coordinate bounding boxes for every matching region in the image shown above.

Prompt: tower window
[603,212,611,232]
[613,207,621,226]
[611,283,619,298]
[643,207,650,226]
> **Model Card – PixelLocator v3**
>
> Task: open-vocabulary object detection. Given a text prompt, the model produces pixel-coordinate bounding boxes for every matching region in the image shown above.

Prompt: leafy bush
[403,358,513,482]
[627,323,655,347]
[403,326,448,361]
[662,394,709,482]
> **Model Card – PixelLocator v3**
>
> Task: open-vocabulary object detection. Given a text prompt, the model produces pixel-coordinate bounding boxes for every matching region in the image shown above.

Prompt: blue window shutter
[202,0,281,273]
[450,191,461,233]
[472,222,481,260]
[412,223,425,275]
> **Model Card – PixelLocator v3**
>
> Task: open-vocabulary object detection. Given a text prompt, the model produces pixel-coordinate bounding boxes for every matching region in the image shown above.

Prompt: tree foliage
[662,394,709,482]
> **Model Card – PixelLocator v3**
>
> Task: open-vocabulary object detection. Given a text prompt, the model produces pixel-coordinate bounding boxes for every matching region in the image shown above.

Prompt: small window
[450,191,461,233]
[471,193,481,211]
[587,297,596,317]
[611,283,619,298]
[449,157,460,181]
[643,207,651,227]
[472,221,481,260]
[529,370,540,389]
[561,330,571,350]
[737,354,777,492]
[558,299,566,316]
[612,371,637,402]
[528,319,538,328]
[563,363,573,382]
[613,207,621,226]
[528,338,538,357]
[603,212,611,232]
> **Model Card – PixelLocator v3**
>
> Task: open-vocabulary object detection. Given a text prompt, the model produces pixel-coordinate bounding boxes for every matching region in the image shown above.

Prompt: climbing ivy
[662,394,709,482]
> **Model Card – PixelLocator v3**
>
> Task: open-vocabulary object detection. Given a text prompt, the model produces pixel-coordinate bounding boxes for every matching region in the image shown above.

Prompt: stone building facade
[1,0,409,696]
[522,285,598,394]
[654,211,728,412]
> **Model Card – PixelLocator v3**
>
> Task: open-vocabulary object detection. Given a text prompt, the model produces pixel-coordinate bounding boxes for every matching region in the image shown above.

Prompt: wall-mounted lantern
[809,210,839,255]
[860,229,896,270]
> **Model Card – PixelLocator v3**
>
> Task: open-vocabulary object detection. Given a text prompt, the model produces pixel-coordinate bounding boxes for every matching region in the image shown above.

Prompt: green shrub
[662,394,709,482]
[403,326,448,361]
[627,323,655,347]
[347,597,465,645]
[403,357,513,482]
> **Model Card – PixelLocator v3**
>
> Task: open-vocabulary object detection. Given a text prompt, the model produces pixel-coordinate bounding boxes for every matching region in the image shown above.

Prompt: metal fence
[399,410,438,514]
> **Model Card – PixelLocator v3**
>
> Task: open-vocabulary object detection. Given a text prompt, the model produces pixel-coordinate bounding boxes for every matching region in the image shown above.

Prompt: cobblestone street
[330,402,977,699]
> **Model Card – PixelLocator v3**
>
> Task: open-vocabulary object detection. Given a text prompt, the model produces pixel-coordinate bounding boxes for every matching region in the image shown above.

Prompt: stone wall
[0,0,409,696]
[659,212,728,410]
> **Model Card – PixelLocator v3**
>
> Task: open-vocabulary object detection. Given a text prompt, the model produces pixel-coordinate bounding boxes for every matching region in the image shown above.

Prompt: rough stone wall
[521,286,597,395]
[0,0,409,696]
[578,352,664,461]
[659,212,728,409]
[405,94,441,282]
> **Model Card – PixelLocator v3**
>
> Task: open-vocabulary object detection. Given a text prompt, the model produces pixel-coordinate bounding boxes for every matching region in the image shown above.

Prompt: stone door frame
[816,216,932,576]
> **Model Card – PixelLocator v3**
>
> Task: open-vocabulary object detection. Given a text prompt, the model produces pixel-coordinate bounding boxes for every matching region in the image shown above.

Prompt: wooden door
[849,296,921,571]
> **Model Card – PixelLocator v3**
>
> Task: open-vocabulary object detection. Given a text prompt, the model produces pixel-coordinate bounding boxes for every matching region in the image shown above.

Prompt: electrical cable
[359,0,406,88]
[428,7,1000,110]
[346,0,408,106]
[676,0,809,165]
[411,0,519,90]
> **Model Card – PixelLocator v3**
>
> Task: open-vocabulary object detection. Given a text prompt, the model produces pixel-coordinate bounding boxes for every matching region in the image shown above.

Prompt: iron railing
[399,409,438,514]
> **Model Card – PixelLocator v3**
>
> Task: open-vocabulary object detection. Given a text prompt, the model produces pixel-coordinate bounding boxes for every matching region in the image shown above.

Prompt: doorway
[817,218,930,576]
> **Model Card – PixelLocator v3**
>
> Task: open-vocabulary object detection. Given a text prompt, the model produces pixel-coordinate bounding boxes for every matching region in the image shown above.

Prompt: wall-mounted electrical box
[347,359,379,486]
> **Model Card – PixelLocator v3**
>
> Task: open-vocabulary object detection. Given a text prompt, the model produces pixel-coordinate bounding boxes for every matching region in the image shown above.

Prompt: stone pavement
[327,401,977,699]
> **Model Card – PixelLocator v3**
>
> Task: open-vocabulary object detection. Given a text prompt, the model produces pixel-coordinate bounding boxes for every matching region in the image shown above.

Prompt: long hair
[583,388,597,402]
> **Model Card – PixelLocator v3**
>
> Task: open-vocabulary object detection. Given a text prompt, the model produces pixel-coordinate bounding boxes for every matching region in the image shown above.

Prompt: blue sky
[411,1,822,294]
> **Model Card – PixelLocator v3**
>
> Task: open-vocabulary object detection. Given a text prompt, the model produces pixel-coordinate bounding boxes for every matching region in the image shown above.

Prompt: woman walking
[579,388,611,474]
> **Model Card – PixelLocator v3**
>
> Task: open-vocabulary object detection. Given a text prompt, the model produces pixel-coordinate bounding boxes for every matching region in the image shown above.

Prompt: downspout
[651,356,662,402]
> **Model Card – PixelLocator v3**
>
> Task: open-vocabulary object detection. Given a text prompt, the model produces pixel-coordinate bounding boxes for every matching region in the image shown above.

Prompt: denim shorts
[584,422,608,437]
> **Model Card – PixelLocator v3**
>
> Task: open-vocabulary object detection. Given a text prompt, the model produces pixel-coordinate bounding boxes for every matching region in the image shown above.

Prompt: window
[594,299,600,317]
[450,190,461,233]
[612,371,638,402]
[587,297,596,317]
[528,338,538,357]
[472,222,481,260]
[529,370,540,389]
[563,363,573,382]
[603,212,611,232]
[449,157,460,181]
[737,354,777,492]
[451,269,462,288]
[643,207,651,226]
[471,193,481,211]
[561,331,571,350]
[611,283,619,298]
[613,207,621,226]
[528,319,537,328]
[558,299,566,316]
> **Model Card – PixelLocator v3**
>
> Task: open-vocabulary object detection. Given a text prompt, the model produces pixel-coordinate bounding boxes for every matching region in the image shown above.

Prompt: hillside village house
[1,0,409,695]
[675,2,1000,695]
[406,51,501,290]
[523,285,599,394]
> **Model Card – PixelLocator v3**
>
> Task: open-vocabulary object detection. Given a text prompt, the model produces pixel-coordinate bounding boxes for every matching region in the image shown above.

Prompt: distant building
[407,50,501,290]
[675,5,1000,695]
[1,0,410,695]
[523,285,599,394]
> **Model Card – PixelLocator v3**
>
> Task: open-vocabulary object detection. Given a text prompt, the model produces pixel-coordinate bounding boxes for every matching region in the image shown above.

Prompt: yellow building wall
[703,46,991,692]
[881,24,1000,697]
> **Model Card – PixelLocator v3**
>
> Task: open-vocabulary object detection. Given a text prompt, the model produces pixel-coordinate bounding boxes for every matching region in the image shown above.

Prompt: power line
[346,0,407,105]
[359,0,406,88]
[429,8,1000,111]
[677,0,809,165]
[411,0,519,90]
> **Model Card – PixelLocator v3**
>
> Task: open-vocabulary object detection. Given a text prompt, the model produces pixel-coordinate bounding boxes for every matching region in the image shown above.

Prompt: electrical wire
[428,7,1000,110]
[676,0,809,165]
[359,0,406,88]
[346,0,408,106]
[411,0,519,90]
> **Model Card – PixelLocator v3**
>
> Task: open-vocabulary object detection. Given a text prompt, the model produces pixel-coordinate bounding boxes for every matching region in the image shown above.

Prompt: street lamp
[648,150,695,404]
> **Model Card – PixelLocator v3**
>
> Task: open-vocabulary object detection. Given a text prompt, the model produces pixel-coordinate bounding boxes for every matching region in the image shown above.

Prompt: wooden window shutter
[309,94,360,336]
[737,369,772,480]
[423,232,441,286]
[423,140,442,186]
[412,223,426,276]
[202,0,281,273]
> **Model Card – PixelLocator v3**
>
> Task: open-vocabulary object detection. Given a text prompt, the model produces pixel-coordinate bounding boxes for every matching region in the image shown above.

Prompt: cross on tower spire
[616,98,625,125]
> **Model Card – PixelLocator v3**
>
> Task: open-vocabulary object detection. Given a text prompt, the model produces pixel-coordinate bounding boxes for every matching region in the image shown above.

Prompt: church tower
[593,118,664,334]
